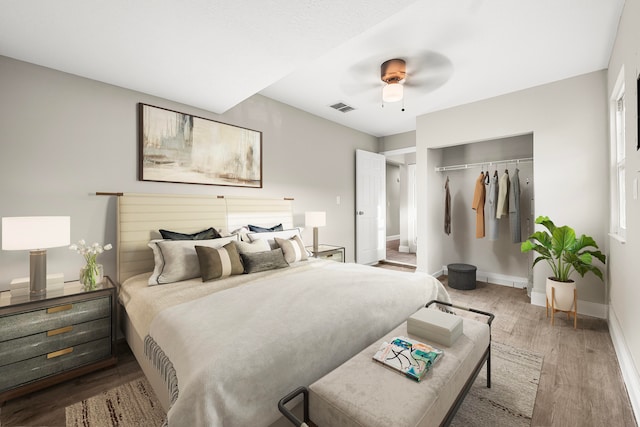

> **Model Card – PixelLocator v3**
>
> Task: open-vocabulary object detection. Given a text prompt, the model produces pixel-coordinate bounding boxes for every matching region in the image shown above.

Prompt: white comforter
[140,260,449,426]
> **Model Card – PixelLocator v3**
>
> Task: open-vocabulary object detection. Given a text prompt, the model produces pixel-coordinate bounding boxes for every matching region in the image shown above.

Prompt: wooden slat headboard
[117,193,294,283]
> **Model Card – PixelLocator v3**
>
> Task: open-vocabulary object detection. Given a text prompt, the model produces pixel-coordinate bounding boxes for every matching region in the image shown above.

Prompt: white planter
[546,278,576,312]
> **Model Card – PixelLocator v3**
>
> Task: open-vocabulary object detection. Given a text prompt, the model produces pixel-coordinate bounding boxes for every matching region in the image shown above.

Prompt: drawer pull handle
[47,326,73,337]
[47,347,73,359]
[47,304,73,314]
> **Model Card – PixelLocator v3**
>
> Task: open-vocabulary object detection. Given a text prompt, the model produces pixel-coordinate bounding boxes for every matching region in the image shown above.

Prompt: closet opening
[433,134,534,295]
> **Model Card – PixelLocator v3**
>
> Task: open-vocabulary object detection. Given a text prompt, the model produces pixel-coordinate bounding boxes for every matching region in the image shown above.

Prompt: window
[611,68,626,239]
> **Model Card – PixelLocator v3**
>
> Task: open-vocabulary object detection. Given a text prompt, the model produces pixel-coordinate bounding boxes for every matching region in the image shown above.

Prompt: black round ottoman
[447,263,477,290]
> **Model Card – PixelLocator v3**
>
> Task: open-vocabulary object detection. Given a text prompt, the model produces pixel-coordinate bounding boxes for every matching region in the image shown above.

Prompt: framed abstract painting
[138,103,262,188]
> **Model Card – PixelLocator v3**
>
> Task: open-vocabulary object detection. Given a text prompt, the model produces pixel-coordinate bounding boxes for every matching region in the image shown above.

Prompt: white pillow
[235,239,271,254]
[148,235,239,285]
[247,228,303,250]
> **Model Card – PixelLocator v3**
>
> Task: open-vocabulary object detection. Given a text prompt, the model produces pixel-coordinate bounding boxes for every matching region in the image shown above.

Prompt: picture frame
[138,103,262,188]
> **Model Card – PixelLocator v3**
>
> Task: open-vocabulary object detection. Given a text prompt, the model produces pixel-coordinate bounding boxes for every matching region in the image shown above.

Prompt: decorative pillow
[275,235,308,263]
[235,239,271,254]
[148,235,239,285]
[246,228,303,250]
[159,227,221,240]
[195,242,243,282]
[248,223,283,233]
[240,249,289,274]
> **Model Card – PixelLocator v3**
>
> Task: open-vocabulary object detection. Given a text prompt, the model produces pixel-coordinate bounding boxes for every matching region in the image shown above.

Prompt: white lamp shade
[305,211,326,228]
[382,83,403,103]
[2,216,71,250]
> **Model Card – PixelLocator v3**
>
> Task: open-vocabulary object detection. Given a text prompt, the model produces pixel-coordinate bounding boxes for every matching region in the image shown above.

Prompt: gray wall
[417,70,609,312]
[607,0,640,401]
[0,55,378,290]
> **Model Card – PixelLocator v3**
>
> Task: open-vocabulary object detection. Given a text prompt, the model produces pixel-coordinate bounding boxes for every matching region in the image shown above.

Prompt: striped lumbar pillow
[195,242,244,281]
[274,235,308,263]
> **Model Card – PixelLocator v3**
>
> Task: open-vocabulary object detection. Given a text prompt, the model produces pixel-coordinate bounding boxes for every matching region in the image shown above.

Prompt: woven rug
[66,342,542,427]
[65,377,165,427]
[451,341,543,427]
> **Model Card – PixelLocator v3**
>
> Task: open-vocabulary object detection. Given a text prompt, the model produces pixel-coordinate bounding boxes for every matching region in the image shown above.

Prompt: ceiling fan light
[382,83,403,103]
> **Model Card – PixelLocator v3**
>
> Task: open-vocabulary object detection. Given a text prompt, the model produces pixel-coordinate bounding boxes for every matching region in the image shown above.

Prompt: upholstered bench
[279,301,493,427]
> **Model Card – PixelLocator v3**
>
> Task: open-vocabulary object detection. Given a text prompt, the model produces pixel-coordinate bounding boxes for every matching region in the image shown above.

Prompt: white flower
[69,239,112,264]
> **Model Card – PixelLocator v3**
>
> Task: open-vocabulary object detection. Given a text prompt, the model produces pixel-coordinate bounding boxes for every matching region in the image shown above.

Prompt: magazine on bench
[372,336,443,382]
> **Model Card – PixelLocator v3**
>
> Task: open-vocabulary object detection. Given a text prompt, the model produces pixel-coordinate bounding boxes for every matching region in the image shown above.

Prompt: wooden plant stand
[546,286,577,329]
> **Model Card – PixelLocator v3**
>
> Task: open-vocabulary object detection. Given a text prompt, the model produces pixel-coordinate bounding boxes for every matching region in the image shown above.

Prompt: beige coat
[472,172,486,238]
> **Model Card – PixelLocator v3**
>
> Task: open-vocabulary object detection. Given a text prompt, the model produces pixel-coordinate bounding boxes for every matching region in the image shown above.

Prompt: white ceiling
[1,0,624,137]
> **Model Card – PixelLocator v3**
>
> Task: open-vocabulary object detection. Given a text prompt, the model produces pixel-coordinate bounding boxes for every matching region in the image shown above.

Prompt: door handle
[357,211,365,215]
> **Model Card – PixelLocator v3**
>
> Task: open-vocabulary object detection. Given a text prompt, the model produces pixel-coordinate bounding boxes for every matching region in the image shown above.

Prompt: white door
[356,149,386,264]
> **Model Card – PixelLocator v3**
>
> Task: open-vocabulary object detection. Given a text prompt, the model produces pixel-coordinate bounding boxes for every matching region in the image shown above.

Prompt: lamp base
[313,227,319,254]
[30,249,47,298]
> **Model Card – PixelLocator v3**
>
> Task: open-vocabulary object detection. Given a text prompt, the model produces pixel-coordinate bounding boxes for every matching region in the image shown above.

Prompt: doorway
[384,149,417,266]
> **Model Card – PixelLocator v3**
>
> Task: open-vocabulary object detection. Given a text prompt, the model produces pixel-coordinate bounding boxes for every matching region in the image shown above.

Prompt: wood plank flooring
[1,274,636,426]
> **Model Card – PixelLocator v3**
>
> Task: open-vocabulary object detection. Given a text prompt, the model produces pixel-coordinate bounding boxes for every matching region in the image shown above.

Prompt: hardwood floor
[1,274,636,426]
[443,278,637,427]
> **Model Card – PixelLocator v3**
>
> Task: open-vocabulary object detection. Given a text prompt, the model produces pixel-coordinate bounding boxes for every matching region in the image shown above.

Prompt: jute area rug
[450,341,543,427]
[66,342,542,427]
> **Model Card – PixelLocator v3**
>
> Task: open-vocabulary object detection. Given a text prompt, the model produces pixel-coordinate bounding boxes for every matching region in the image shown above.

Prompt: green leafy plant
[521,216,606,282]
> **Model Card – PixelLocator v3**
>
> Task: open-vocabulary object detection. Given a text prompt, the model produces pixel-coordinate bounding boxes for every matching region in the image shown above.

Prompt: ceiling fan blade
[404,51,453,91]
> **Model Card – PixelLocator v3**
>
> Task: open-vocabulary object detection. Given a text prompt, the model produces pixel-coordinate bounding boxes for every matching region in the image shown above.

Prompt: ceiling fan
[340,51,453,106]
[380,59,406,103]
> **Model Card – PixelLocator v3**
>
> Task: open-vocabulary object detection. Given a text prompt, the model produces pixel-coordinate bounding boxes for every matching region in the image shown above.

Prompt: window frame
[610,67,626,240]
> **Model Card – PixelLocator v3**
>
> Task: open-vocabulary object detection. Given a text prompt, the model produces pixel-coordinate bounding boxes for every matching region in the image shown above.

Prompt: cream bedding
[119,260,450,427]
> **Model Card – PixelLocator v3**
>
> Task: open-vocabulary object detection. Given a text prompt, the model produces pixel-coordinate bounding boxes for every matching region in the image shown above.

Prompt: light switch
[336,196,341,205]
[634,178,638,200]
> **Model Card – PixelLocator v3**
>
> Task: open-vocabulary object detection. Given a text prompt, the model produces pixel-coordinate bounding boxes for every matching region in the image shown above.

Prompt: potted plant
[521,216,606,312]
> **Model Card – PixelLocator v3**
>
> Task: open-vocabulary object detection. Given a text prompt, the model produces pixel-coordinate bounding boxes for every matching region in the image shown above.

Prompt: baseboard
[430,268,445,278]
[441,265,527,289]
[530,290,607,319]
[386,235,400,241]
[398,245,410,253]
[608,305,640,423]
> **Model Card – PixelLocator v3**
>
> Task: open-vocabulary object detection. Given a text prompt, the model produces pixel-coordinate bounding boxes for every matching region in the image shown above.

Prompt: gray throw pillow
[241,249,289,273]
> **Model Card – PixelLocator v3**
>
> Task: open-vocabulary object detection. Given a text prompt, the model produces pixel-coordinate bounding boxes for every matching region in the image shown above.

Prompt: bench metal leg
[487,345,491,388]
[278,386,310,427]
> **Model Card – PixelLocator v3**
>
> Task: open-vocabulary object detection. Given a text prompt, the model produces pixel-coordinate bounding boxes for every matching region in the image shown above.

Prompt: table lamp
[305,211,326,254]
[2,216,71,297]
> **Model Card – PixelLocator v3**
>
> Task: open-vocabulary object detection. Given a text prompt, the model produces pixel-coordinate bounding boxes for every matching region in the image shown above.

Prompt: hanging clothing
[472,172,486,238]
[487,172,499,240]
[509,168,522,243]
[444,177,451,235]
[496,170,510,218]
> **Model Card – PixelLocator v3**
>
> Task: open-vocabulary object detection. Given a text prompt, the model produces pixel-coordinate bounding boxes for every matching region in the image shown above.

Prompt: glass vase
[80,263,104,290]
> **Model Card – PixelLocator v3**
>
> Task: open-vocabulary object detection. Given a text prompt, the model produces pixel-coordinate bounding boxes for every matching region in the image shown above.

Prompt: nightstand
[0,277,117,402]
[307,244,345,263]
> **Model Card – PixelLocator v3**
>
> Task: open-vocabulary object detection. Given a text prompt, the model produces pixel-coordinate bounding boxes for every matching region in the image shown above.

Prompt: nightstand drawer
[0,317,111,367]
[0,337,111,392]
[0,297,111,342]
[319,251,344,262]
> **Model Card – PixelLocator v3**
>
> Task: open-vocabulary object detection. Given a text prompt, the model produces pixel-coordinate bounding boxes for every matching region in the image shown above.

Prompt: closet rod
[435,157,533,172]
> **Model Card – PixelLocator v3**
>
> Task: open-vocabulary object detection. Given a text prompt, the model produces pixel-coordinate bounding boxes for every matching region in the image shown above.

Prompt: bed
[115,193,450,427]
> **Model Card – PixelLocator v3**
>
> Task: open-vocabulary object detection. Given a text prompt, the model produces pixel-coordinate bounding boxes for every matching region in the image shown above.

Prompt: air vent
[329,102,355,113]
